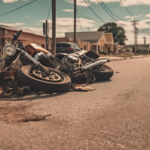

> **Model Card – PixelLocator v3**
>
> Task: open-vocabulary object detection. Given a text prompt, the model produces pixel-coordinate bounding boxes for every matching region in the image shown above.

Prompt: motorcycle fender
[85,51,99,59]
[25,43,52,56]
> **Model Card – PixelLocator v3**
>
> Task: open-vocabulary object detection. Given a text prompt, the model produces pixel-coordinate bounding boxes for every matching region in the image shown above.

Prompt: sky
[0,0,150,44]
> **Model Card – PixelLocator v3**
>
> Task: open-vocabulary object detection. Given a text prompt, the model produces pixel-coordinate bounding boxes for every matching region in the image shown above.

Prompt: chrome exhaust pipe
[83,59,109,71]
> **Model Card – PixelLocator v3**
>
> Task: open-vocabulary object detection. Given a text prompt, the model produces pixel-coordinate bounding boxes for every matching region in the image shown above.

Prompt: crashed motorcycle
[0,30,113,94]
[25,42,114,85]
[0,30,71,94]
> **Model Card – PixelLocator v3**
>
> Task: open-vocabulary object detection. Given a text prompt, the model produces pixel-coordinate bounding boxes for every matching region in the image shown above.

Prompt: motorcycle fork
[20,50,50,75]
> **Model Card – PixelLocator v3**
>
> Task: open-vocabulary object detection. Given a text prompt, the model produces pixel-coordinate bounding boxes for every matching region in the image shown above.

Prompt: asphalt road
[0,57,150,150]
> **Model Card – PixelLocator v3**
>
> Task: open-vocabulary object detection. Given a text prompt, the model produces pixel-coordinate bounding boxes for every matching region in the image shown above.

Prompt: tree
[97,22,128,45]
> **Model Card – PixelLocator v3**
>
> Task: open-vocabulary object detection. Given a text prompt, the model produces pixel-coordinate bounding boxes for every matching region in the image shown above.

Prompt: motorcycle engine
[60,55,81,74]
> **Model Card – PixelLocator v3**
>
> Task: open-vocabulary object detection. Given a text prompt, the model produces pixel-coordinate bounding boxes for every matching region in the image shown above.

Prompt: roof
[65,31,105,43]
[81,39,100,43]
[56,42,74,44]
[105,42,115,45]
[0,24,46,38]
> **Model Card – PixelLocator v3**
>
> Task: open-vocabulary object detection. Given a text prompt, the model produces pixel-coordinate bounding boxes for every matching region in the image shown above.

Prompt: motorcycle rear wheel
[91,64,114,81]
[18,65,72,93]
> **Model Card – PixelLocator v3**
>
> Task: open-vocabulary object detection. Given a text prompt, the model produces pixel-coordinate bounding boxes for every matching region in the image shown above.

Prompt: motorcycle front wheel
[91,64,114,81]
[18,65,72,93]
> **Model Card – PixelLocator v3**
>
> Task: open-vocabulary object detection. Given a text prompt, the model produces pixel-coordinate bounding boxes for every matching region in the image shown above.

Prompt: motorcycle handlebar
[11,30,22,45]
[17,30,22,37]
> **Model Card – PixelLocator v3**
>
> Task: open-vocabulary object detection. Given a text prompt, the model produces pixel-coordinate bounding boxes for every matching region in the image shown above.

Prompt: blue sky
[0,0,150,44]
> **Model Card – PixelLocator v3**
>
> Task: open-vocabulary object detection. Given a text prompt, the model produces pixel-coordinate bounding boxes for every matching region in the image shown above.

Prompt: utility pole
[46,20,49,51]
[136,28,138,53]
[52,0,56,55]
[131,20,139,54]
[74,0,76,43]
[0,30,2,53]
[43,20,49,51]
[143,36,146,45]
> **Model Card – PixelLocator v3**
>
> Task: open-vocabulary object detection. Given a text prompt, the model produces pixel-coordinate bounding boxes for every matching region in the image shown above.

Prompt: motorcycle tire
[91,64,114,81]
[18,65,72,93]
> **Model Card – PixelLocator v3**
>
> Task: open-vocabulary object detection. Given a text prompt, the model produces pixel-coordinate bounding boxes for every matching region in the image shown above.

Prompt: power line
[125,7,134,17]
[0,0,37,17]
[83,0,105,23]
[58,0,103,23]
[77,12,102,23]
[98,0,125,21]
[97,0,117,21]
[47,0,52,19]
[114,3,126,16]
[120,0,134,17]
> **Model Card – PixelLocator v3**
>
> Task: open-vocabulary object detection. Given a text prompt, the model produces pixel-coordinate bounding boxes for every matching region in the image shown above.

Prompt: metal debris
[74,84,96,91]
[0,59,31,98]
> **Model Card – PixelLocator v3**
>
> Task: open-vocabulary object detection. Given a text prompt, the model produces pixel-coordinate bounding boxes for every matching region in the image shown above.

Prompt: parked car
[56,42,81,53]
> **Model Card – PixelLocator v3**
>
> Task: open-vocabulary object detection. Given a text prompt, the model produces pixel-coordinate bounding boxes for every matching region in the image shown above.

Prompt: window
[91,46,93,51]
[72,43,80,49]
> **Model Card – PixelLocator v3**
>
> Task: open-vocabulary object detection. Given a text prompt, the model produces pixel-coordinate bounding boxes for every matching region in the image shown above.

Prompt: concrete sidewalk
[99,55,148,61]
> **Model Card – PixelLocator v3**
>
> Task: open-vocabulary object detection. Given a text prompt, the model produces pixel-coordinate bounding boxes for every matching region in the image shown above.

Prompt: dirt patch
[0,105,51,123]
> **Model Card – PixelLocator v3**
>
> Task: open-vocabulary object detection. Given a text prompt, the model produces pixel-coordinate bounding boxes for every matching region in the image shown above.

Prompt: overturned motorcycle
[0,30,114,95]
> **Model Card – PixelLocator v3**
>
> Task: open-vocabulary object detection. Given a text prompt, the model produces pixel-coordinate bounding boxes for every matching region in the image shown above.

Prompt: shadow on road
[94,79,112,84]
[0,92,68,101]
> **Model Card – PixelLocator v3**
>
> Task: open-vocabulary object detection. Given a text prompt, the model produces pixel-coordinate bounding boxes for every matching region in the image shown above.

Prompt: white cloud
[90,0,150,6]
[124,14,143,20]
[62,9,74,12]
[0,22,26,27]
[124,16,131,19]
[0,18,95,37]
[41,17,95,37]
[66,0,90,7]
[3,0,27,3]
[20,26,42,34]
[145,14,150,18]
[116,19,150,44]
[2,0,17,3]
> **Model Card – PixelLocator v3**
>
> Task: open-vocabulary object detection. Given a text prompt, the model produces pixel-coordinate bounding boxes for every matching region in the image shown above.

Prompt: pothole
[0,105,51,123]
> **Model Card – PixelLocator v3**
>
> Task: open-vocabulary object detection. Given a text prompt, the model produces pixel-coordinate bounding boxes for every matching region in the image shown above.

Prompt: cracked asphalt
[0,57,150,150]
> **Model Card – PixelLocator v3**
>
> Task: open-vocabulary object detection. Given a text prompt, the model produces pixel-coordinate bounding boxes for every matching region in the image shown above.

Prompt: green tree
[97,22,128,45]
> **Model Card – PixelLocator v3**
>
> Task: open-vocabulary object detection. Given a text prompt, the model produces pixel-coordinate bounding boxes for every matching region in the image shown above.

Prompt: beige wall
[97,35,106,52]
[105,33,114,44]
[0,28,52,50]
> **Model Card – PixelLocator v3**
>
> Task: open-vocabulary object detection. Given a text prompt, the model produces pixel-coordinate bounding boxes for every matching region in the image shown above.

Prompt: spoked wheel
[91,64,114,81]
[18,65,71,93]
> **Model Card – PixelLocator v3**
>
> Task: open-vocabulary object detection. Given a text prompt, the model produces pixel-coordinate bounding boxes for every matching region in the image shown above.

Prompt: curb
[99,55,149,61]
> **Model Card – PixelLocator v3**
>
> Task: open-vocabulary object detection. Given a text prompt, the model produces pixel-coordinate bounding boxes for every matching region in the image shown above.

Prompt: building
[125,44,150,54]
[0,25,51,52]
[55,37,91,51]
[65,31,118,54]
[0,25,120,55]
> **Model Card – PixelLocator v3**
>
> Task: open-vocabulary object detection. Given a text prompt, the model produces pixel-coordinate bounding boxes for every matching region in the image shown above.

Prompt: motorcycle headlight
[3,45,16,56]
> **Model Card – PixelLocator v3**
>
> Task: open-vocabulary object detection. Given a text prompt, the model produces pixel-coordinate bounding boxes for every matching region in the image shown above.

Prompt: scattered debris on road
[74,84,96,91]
